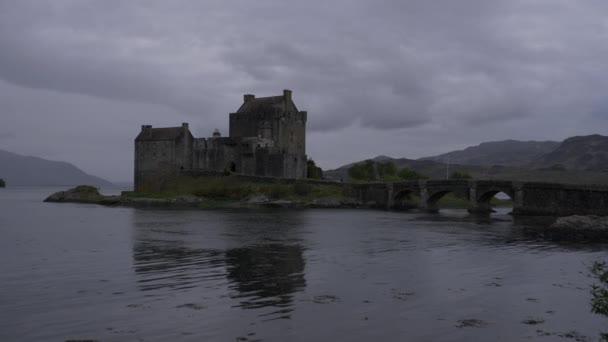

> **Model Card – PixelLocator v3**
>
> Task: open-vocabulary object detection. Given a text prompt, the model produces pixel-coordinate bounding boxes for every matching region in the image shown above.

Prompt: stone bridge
[348,180,608,216]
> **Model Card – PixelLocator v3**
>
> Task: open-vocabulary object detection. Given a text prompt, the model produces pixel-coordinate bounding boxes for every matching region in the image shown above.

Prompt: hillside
[323,156,608,185]
[0,149,114,187]
[531,135,608,172]
[324,156,489,181]
[421,140,560,167]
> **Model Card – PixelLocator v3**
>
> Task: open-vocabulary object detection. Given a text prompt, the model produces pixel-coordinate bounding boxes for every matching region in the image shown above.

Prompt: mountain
[531,135,608,172]
[323,156,483,181]
[420,140,560,167]
[323,154,608,185]
[0,149,114,187]
[336,155,395,170]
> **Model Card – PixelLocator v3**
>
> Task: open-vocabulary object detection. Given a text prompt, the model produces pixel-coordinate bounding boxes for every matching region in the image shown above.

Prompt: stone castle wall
[134,90,308,192]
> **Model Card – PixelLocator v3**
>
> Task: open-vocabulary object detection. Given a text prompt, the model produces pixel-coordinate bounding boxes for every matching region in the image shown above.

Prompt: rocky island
[44,178,364,209]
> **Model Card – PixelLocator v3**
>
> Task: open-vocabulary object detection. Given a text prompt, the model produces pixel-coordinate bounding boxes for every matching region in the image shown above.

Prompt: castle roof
[236,96,287,114]
[135,127,191,141]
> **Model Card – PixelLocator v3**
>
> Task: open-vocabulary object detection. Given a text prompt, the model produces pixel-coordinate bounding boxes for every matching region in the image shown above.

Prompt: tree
[0,178,5,188]
[591,261,608,341]
[306,159,323,179]
[397,167,428,180]
[450,171,472,180]
[348,160,376,181]
[377,161,397,179]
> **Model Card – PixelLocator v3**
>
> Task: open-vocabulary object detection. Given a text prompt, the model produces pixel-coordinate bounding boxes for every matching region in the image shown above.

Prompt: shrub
[348,160,376,181]
[348,160,399,182]
[398,167,428,180]
[377,161,397,179]
[307,159,323,179]
[450,171,472,180]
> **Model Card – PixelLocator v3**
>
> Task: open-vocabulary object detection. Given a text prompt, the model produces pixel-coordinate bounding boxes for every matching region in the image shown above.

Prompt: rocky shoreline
[541,215,608,241]
[44,186,608,241]
[43,186,366,209]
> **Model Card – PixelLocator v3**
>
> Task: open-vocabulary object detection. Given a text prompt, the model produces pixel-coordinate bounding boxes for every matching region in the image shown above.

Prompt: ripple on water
[2,192,608,341]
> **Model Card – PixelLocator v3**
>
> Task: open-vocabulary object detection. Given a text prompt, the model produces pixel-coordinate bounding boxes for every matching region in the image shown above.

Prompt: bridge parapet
[349,179,608,216]
[514,182,608,216]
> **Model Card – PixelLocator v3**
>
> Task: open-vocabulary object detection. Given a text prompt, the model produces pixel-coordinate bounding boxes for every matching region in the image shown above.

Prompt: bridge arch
[423,188,470,213]
[470,185,515,213]
[393,189,420,210]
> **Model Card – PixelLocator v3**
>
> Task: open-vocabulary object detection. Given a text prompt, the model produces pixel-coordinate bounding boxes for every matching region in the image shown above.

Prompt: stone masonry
[134,90,307,191]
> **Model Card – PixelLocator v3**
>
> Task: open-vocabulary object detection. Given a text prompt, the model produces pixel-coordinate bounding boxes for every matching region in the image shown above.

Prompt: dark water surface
[1,187,607,341]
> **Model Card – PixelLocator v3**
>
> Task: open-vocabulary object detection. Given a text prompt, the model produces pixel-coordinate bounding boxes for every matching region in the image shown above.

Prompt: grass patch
[437,193,513,209]
[73,185,100,195]
[71,185,104,201]
[437,193,470,209]
[131,176,348,201]
[491,197,513,207]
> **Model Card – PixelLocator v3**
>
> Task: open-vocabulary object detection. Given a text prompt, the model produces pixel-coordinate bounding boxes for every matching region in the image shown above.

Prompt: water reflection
[226,243,306,312]
[133,239,225,292]
[131,209,309,319]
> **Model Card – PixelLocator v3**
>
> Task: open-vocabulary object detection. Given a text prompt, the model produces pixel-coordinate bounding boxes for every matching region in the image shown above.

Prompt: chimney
[182,122,189,129]
[283,89,292,102]
[212,129,221,138]
[244,94,255,102]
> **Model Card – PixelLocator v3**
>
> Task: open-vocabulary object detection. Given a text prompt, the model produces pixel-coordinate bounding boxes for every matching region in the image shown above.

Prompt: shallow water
[1,187,607,341]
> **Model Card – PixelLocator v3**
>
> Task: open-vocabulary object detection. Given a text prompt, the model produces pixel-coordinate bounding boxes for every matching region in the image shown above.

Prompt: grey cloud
[0,132,16,141]
[6,0,589,131]
[1,0,608,179]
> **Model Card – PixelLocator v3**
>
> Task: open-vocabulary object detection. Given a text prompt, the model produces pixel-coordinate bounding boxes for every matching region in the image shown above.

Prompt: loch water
[1,187,607,341]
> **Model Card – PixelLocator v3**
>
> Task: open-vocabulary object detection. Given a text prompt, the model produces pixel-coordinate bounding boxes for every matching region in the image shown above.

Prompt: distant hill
[324,134,608,186]
[0,149,114,187]
[530,135,608,172]
[323,156,486,181]
[334,155,395,171]
[420,140,560,167]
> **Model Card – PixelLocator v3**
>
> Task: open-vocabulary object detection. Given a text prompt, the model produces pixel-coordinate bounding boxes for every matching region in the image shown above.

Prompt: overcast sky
[1,0,607,182]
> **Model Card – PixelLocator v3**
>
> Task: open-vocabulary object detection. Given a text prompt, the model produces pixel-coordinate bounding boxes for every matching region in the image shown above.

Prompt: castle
[134,89,308,191]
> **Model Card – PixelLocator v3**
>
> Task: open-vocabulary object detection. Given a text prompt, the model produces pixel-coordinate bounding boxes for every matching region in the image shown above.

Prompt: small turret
[212,129,221,138]
[283,89,292,102]
[141,125,152,137]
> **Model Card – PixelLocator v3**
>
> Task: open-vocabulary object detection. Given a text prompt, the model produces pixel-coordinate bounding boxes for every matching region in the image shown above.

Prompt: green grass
[436,193,513,209]
[70,185,104,201]
[131,176,348,201]
[73,185,100,195]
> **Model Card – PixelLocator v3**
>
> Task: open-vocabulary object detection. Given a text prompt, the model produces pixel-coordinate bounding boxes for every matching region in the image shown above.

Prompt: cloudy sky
[1,0,607,182]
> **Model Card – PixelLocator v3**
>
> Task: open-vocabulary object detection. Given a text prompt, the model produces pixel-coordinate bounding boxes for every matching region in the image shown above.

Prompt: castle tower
[228,89,308,178]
